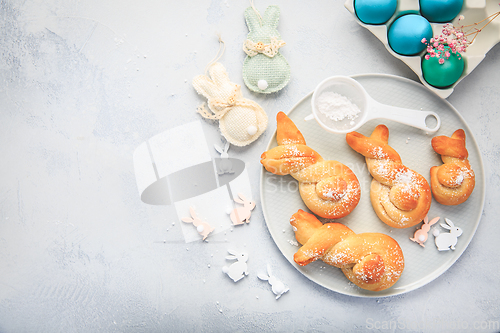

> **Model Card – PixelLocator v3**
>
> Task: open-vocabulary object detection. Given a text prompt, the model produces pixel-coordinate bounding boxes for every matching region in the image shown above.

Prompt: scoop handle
[366,99,441,133]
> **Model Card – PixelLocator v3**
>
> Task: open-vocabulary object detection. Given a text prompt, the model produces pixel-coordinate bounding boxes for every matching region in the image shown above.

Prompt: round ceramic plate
[260,74,485,297]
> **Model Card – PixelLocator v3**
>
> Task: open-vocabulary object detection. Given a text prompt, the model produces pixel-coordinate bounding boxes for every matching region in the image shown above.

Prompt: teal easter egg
[420,0,463,23]
[354,0,397,24]
[421,47,464,88]
[388,15,433,56]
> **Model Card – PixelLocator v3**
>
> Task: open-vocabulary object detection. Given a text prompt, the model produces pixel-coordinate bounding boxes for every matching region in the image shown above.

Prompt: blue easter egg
[354,0,398,24]
[388,14,433,56]
[420,0,463,23]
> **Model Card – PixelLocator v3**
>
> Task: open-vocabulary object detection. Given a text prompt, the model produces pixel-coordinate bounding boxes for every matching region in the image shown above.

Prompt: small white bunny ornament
[222,249,249,282]
[433,218,463,251]
[214,141,234,175]
[258,264,289,299]
[193,62,268,147]
[410,215,440,247]
[229,193,256,225]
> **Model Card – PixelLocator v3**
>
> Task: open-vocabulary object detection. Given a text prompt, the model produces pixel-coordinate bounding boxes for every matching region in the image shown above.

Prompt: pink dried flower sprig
[422,6,500,65]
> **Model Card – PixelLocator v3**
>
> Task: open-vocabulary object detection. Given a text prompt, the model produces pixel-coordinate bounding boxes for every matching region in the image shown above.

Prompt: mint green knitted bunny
[242,5,291,94]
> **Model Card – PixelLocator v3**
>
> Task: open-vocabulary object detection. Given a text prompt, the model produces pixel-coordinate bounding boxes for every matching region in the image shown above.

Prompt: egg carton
[345,0,500,98]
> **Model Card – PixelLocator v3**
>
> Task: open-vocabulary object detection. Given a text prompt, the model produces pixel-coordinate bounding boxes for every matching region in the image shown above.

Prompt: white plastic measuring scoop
[305,76,441,134]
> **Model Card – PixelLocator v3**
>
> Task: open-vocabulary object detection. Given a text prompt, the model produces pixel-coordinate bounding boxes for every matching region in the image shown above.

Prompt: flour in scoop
[317,92,361,121]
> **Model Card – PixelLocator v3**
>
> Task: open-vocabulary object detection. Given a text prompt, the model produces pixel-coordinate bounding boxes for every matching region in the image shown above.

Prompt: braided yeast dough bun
[346,125,431,228]
[261,112,361,219]
[291,209,404,291]
[430,129,475,205]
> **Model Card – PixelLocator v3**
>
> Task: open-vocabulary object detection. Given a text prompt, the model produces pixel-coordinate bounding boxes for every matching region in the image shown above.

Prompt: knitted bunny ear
[262,5,280,29]
[193,63,233,98]
[244,7,261,32]
[192,74,217,99]
[207,62,233,88]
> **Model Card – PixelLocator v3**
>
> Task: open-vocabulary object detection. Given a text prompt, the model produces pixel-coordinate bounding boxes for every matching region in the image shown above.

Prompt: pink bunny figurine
[181,207,214,241]
[229,193,256,225]
[410,215,440,247]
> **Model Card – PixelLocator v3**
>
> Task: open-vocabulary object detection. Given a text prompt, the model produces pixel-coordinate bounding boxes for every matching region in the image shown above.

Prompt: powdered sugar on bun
[430,129,475,205]
[290,209,404,292]
[346,125,432,229]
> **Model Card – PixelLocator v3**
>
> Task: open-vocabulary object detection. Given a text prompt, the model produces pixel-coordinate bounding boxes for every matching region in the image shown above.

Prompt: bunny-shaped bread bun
[433,218,463,251]
[290,209,404,291]
[346,125,432,228]
[229,193,256,225]
[430,129,475,205]
[193,62,268,146]
[261,112,361,219]
[242,5,290,93]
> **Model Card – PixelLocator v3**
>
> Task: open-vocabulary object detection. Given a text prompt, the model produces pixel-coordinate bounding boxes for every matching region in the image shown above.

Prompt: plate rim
[259,73,486,298]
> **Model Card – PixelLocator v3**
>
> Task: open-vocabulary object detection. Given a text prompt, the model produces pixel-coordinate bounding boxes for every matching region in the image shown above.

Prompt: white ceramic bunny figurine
[242,5,290,93]
[181,207,214,241]
[433,218,463,251]
[410,215,440,247]
[193,62,268,146]
[222,249,249,282]
[258,264,289,299]
[214,141,234,175]
[229,193,256,225]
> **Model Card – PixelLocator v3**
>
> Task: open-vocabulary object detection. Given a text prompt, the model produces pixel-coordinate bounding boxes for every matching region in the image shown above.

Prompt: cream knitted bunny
[193,62,268,146]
